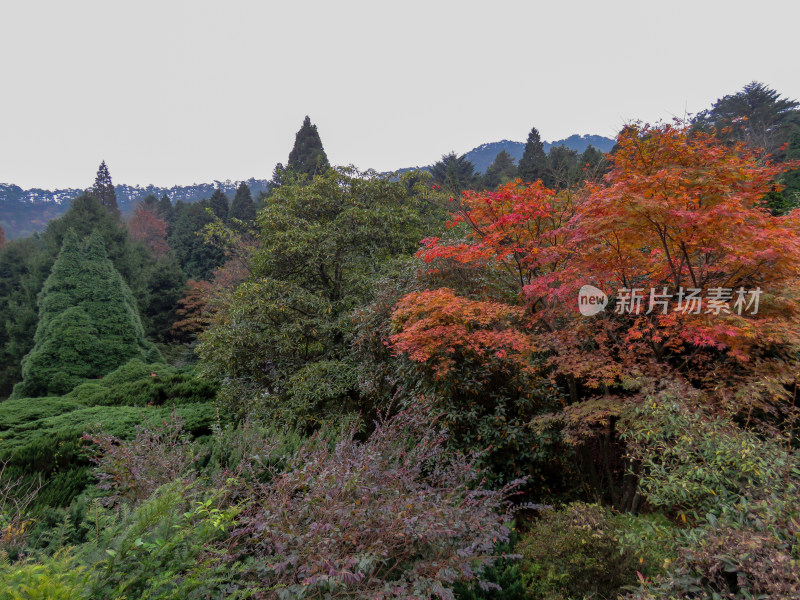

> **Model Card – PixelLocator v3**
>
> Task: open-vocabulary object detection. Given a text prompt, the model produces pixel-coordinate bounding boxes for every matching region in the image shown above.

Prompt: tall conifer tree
[92,160,120,217]
[286,116,330,179]
[230,182,257,222]
[518,127,548,184]
[209,189,229,221]
[11,230,160,398]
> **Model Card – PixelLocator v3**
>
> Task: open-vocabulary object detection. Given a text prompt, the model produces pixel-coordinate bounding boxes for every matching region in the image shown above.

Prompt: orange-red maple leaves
[391,123,800,407]
[390,288,535,378]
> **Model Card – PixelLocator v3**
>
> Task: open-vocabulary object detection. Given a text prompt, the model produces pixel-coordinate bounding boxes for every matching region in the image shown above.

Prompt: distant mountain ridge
[1,133,615,240]
[0,179,269,240]
[464,134,616,173]
[396,134,616,175]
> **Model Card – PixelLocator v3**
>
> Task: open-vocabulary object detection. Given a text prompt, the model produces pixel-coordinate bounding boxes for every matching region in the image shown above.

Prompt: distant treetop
[286,116,331,179]
[92,160,120,218]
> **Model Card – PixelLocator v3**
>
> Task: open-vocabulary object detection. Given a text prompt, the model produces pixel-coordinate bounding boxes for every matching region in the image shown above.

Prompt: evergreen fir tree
[209,189,229,221]
[157,194,172,219]
[230,182,257,222]
[0,225,5,249]
[11,230,160,398]
[781,129,800,208]
[92,160,120,217]
[518,127,548,184]
[429,152,479,194]
[482,150,518,189]
[286,116,330,179]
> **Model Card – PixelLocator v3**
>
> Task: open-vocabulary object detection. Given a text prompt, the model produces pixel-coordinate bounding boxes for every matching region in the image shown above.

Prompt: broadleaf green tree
[198,168,443,423]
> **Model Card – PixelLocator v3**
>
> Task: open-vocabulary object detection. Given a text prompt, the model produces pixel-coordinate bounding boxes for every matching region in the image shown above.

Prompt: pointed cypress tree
[482,150,518,189]
[230,182,257,222]
[518,127,548,184]
[157,193,173,223]
[429,152,478,194]
[286,116,330,179]
[92,160,120,218]
[209,189,229,221]
[11,229,160,398]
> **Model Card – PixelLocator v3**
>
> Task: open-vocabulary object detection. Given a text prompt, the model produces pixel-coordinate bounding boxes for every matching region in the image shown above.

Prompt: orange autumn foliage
[391,122,800,410]
[128,204,169,256]
[391,288,535,378]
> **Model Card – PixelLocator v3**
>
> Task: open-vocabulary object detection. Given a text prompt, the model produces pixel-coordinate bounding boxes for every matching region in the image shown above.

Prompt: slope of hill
[464,134,616,173]
[0,179,269,240]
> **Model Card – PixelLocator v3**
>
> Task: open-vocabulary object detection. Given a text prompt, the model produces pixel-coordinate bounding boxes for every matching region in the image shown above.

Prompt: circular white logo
[578,285,608,316]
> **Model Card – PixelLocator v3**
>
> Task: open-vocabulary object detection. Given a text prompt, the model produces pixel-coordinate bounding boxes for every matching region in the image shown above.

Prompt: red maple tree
[128,203,169,256]
[391,123,800,412]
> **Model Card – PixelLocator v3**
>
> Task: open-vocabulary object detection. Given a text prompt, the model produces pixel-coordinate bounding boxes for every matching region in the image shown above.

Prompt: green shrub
[67,359,217,407]
[518,503,657,600]
[0,400,218,508]
[622,395,800,599]
[0,550,92,599]
[84,481,243,600]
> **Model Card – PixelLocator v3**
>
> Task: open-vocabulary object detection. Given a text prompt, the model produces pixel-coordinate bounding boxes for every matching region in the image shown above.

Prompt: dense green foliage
[229,182,256,222]
[286,115,330,179]
[2,82,800,599]
[430,152,480,193]
[92,161,119,218]
[12,231,160,398]
[168,199,226,280]
[199,167,447,423]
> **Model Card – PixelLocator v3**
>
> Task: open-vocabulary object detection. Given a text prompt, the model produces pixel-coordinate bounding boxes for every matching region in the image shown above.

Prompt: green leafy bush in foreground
[517,502,664,600]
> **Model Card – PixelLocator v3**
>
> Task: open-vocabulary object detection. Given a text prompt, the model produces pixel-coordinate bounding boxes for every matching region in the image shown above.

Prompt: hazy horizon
[2,0,798,189]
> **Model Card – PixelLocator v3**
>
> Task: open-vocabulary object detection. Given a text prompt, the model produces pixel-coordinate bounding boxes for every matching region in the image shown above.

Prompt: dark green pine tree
[693,82,800,160]
[11,230,160,398]
[92,160,120,218]
[429,152,479,194]
[518,127,548,184]
[209,189,229,221]
[286,116,330,179]
[577,145,608,182]
[230,182,257,222]
[782,129,800,205]
[168,200,226,280]
[482,150,518,189]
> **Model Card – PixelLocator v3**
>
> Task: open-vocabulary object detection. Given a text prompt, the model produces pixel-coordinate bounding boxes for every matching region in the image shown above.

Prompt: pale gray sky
[1,0,798,189]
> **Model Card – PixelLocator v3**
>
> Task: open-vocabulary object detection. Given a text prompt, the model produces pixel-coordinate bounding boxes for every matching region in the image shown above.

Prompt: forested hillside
[2,84,800,600]
[0,179,269,240]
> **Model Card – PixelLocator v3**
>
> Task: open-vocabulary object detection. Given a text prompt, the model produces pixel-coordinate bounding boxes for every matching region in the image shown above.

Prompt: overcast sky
[1,0,798,190]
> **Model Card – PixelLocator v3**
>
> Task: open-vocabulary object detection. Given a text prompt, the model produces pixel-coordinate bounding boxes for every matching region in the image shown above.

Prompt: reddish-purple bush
[227,408,521,600]
[83,412,201,506]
